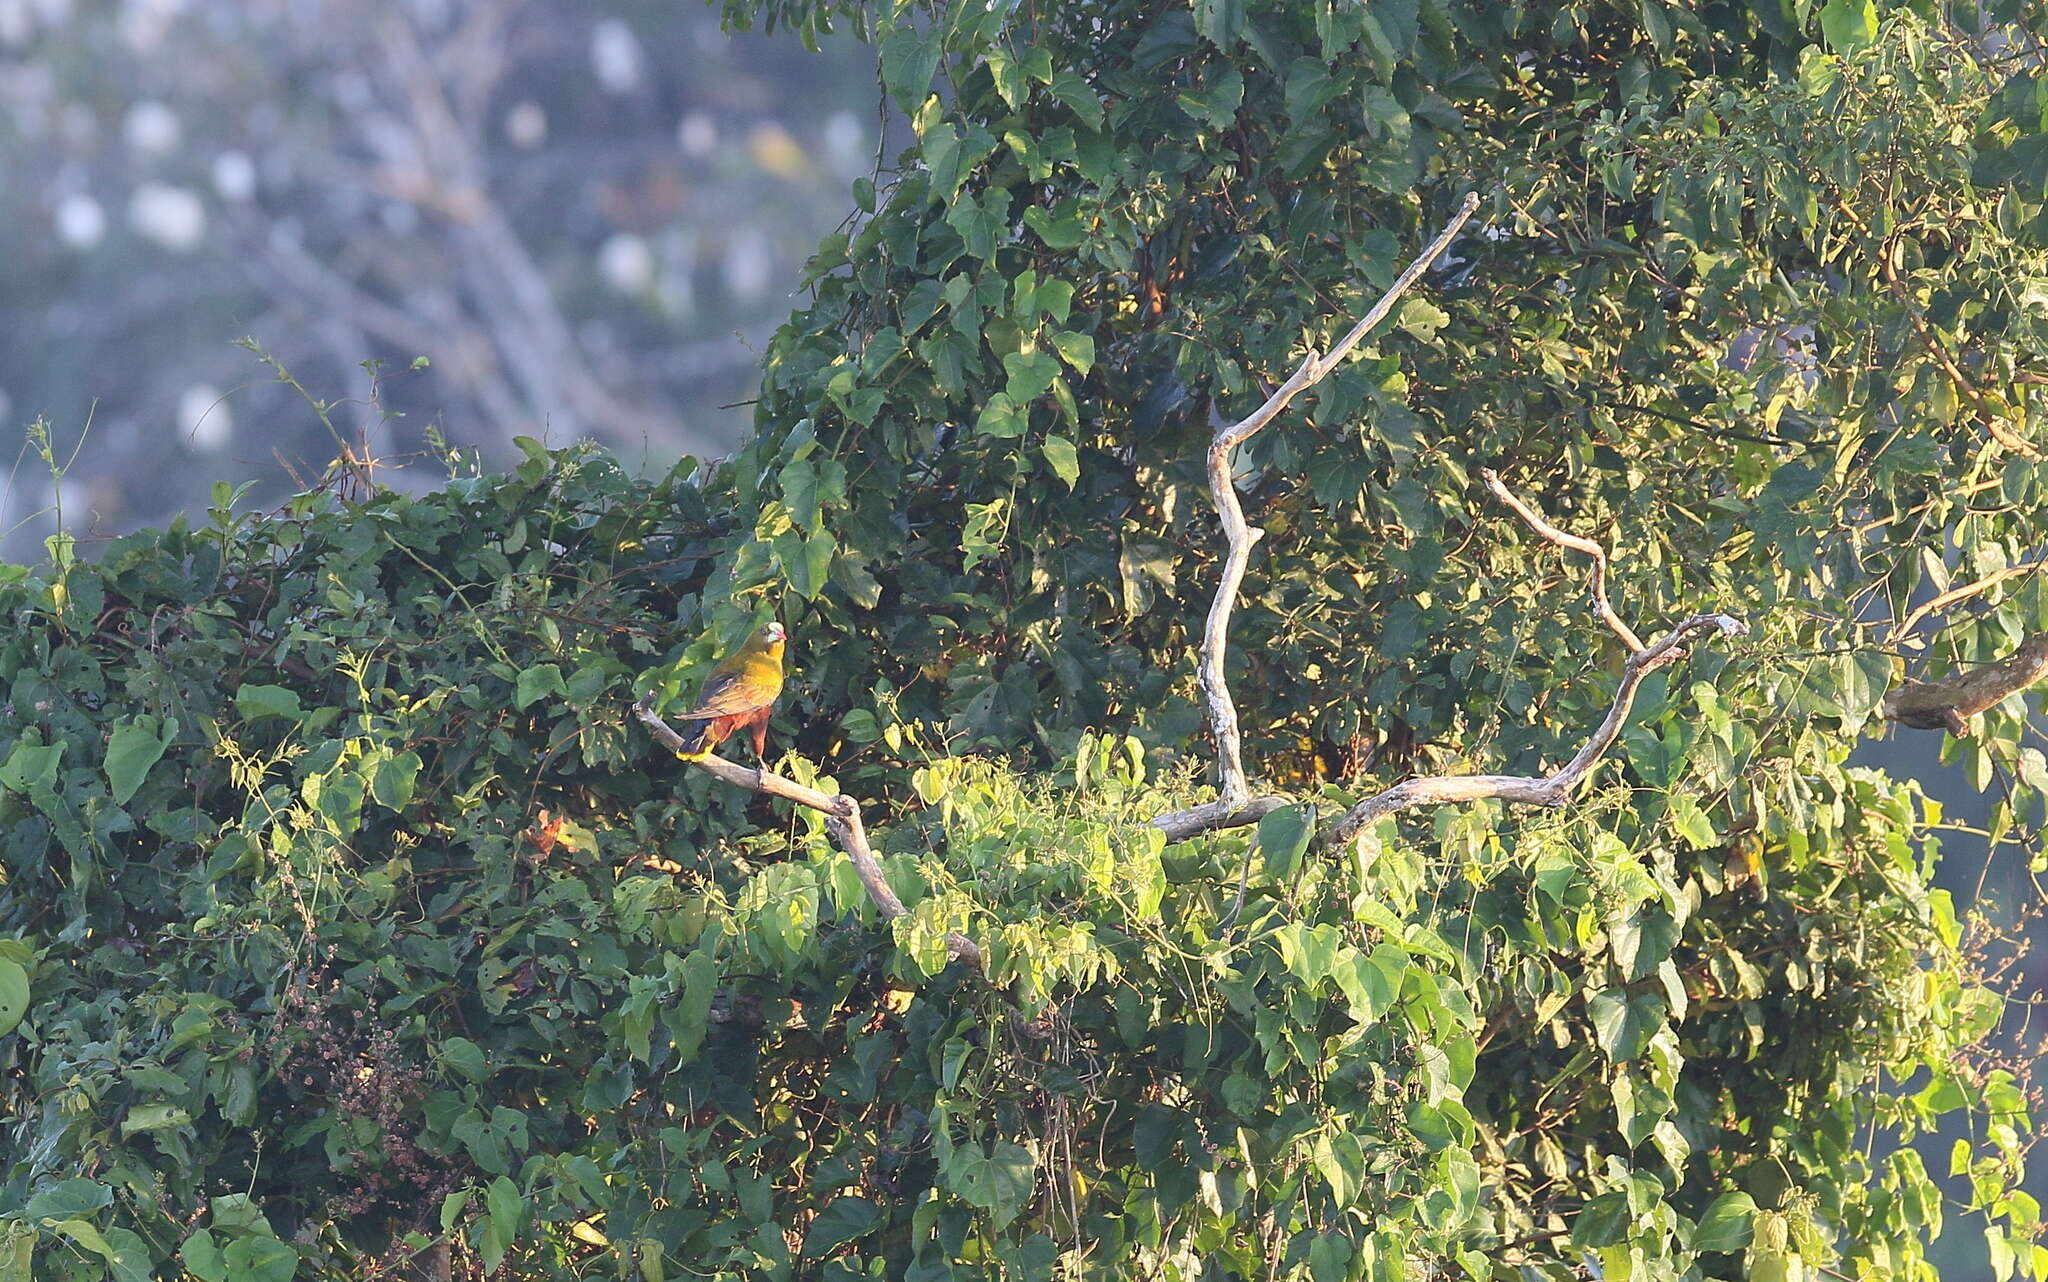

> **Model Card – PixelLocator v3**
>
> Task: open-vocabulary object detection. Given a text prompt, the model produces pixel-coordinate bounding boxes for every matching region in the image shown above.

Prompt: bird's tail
[674,721,712,761]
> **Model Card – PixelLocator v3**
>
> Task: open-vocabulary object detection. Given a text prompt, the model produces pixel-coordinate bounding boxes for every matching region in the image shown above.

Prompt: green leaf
[1284,58,1340,122]
[1610,904,1678,982]
[1573,1191,1633,1249]
[0,740,64,793]
[781,459,820,531]
[441,1191,469,1234]
[104,714,175,805]
[1176,64,1243,129]
[1588,988,1666,1062]
[1034,279,1075,324]
[1640,0,1673,53]
[880,26,941,110]
[1049,330,1095,374]
[1192,0,1245,47]
[514,663,568,710]
[222,1235,297,1282]
[120,1103,193,1135]
[53,1221,152,1282]
[777,526,836,600]
[372,750,421,811]
[1397,297,1450,341]
[439,1036,487,1082]
[1312,1131,1365,1206]
[803,1197,881,1256]
[1309,1234,1353,1282]
[480,1218,508,1275]
[0,958,27,1036]
[669,946,718,1065]
[1334,949,1398,1023]
[208,1194,270,1236]
[1021,206,1087,250]
[487,1176,523,1248]
[25,1179,111,1219]
[1667,794,1716,849]
[1004,350,1063,402]
[1257,803,1315,881]
[1273,922,1341,988]
[1047,71,1104,129]
[1818,0,1878,52]
[0,1225,29,1282]
[52,1220,111,1261]
[98,1228,153,1282]
[1693,1191,1758,1252]
[234,683,305,723]
[944,1141,1035,1231]
[961,499,1008,574]
[985,50,1026,110]
[977,393,1027,438]
[1041,436,1080,489]
[182,1230,227,1282]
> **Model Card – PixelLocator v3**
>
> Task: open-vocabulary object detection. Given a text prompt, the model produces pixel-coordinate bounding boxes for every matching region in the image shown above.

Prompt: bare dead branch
[1321,612,1748,848]
[1182,191,1482,826]
[1315,473,1745,847]
[1482,468,1645,652]
[1883,631,2048,736]
[632,694,981,968]
[1151,796,1289,843]
[1892,558,2048,642]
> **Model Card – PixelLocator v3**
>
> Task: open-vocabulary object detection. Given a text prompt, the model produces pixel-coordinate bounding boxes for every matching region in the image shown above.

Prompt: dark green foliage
[0,448,2020,1281]
[6,0,2048,1279]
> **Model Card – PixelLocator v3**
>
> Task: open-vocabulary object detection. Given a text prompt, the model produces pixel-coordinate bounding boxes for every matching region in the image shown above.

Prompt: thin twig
[1831,197,2037,458]
[1892,558,2048,641]
[1174,191,1481,830]
[632,694,981,968]
[1319,472,1748,847]
[1320,612,1748,847]
[1482,468,1645,652]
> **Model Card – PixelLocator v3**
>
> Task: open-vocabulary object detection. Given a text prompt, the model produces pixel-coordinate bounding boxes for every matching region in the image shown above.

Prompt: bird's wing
[674,665,774,720]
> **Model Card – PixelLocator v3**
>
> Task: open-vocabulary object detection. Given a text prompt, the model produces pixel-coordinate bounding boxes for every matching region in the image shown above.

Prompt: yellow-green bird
[674,621,786,761]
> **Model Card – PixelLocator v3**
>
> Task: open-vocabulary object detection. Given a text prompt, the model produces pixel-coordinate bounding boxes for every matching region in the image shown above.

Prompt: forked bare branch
[1883,631,2048,737]
[1317,474,1747,846]
[1482,468,1644,652]
[1156,191,1482,839]
[633,694,982,968]
[1320,610,1748,848]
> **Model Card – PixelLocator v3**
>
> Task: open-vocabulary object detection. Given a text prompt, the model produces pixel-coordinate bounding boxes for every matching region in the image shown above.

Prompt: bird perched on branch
[674,621,786,761]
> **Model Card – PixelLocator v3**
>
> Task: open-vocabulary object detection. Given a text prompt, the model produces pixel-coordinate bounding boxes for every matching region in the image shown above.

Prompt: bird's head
[759,621,787,647]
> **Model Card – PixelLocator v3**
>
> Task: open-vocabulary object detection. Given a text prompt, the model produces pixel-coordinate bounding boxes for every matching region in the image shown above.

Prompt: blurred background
[0,0,881,559]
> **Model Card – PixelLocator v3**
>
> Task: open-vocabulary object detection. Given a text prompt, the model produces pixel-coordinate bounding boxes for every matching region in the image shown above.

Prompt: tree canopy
[3,1,2047,1280]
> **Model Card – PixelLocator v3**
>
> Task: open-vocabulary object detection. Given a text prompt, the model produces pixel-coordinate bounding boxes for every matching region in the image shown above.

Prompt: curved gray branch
[1318,603,1747,847]
[1164,191,1482,837]
[632,694,981,968]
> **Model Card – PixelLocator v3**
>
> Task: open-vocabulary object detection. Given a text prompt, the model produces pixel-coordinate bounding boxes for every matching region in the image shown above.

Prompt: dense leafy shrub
[6,0,2048,1278]
[0,439,2030,1281]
